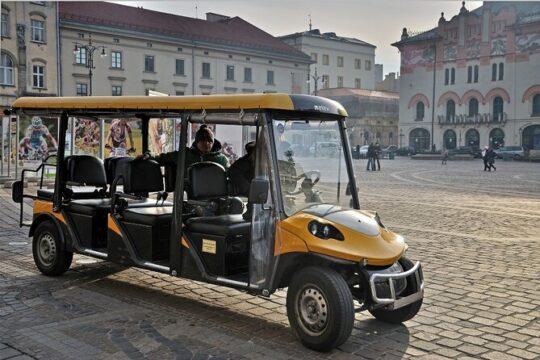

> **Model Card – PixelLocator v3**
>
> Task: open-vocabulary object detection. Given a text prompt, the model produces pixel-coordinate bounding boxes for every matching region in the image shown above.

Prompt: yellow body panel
[33,200,66,224]
[11,94,295,111]
[108,215,122,236]
[277,211,405,266]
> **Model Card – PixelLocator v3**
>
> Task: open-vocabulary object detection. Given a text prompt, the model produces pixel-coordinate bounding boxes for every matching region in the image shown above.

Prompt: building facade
[280,29,376,93]
[392,1,540,154]
[1,1,59,110]
[59,2,311,97]
[318,88,399,147]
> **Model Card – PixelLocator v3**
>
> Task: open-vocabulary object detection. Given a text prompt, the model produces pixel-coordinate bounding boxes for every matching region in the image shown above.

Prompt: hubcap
[296,284,328,336]
[38,233,56,267]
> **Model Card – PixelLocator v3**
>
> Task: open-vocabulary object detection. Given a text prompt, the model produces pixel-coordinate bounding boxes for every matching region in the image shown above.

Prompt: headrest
[121,159,164,194]
[104,156,132,184]
[188,162,228,199]
[64,155,107,186]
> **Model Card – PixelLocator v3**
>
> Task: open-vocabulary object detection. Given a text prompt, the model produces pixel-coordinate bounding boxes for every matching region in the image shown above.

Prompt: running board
[82,249,108,259]
[142,262,170,273]
[216,276,248,287]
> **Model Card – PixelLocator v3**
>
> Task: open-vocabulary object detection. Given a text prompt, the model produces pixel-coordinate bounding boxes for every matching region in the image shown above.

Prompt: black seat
[187,162,243,215]
[104,156,131,185]
[185,215,250,237]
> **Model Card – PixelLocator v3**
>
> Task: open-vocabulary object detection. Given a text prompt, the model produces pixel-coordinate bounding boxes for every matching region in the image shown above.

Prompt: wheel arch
[29,214,70,251]
[272,252,357,290]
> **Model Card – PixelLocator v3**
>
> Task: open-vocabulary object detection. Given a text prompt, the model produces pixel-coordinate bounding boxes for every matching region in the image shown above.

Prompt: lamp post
[307,67,324,96]
[73,34,107,96]
[399,128,404,148]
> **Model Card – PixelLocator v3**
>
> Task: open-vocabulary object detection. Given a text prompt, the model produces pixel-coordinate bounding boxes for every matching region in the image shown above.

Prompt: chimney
[206,13,230,22]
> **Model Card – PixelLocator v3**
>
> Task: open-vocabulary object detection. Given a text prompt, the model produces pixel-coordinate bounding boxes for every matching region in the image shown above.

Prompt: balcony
[437,112,507,126]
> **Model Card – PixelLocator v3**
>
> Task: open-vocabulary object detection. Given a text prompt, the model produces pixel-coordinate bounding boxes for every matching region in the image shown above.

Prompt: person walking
[442,148,449,165]
[482,146,489,171]
[486,147,497,171]
[366,142,375,171]
[373,142,382,170]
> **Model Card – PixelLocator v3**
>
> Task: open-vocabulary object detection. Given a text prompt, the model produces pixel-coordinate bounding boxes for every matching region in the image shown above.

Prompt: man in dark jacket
[143,125,229,172]
[227,141,255,197]
[366,143,375,171]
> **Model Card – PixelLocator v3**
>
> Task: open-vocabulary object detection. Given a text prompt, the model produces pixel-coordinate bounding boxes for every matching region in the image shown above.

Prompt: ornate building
[392,1,540,155]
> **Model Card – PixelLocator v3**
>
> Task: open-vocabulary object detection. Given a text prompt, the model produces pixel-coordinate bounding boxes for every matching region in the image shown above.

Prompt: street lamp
[73,34,107,96]
[307,67,325,96]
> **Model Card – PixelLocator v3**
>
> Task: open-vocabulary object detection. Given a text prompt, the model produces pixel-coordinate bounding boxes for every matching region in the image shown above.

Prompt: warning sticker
[202,239,216,254]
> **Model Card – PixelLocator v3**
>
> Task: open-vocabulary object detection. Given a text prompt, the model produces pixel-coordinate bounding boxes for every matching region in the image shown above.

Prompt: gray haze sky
[113,0,483,74]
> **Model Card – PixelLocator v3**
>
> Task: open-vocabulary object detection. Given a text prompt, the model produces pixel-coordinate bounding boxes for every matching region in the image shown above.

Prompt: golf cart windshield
[272,118,354,216]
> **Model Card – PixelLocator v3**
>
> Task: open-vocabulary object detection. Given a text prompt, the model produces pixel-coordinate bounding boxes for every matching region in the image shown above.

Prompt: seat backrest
[64,155,107,187]
[120,159,164,194]
[188,162,228,200]
[104,156,132,184]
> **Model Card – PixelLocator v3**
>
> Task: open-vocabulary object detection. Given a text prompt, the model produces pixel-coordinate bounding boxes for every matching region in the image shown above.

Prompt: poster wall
[103,118,142,157]
[73,118,101,157]
[149,118,174,155]
[18,116,58,161]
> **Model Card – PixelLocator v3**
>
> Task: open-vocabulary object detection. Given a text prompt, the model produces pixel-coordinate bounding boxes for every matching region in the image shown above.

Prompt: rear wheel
[369,257,423,324]
[286,267,354,352]
[33,221,72,276]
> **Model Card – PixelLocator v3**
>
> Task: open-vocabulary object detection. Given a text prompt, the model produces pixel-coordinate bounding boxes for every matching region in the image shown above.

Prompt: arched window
[522,125,540,150]
[469,98,479,117]
[446,99,456,122]
[493,96,504,121]
[444,68,449,85]
[416,101,425,120]
[498,62,504,80]
[450,68,455,84]
[489,128,505,148]
[465,129,480,147]
[443,129,457,150]
[532,94,540,116]
[409,128,430,152]
[0,52,14,85]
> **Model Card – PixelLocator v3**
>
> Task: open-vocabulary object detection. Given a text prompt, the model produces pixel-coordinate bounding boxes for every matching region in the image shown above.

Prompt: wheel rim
[296,284,329,336]
[38,232,57,267]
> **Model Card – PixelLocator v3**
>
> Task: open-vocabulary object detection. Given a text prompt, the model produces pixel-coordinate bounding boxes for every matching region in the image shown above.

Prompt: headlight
[308,221,344,241]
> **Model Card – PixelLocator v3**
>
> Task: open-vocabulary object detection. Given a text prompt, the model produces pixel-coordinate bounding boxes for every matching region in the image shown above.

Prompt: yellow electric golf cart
[9,94,423,351]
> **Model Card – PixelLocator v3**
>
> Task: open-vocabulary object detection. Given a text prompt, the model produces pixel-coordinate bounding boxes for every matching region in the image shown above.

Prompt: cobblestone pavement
[1,158,539,359]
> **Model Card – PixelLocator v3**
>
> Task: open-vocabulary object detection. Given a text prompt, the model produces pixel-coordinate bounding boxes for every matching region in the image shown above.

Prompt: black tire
[369,257,423,324]
[286,266,354,352]
[32,221,73,276]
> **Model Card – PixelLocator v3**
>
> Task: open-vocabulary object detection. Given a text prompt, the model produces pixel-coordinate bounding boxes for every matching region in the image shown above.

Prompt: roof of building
[393,1,540,47]
[318,88,399,100]
[280,29,376,48]
[59,1,311,62]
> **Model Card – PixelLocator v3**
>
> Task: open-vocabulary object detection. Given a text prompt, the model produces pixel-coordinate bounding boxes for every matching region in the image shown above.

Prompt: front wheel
[286,267,354,352]
[369,257,423,324]
[33,221,73,276]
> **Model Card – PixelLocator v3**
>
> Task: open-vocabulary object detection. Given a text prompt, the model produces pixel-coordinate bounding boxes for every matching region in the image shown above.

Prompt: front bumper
[369,261,424,310]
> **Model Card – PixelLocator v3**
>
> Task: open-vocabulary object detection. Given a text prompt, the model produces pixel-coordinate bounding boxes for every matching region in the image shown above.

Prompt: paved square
[0,158,539,359]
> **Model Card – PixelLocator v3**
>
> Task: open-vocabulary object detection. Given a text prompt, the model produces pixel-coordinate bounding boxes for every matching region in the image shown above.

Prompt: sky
[113,0,484,74]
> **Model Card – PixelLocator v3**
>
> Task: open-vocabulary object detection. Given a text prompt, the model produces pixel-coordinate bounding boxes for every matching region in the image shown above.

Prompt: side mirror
[12,180,23,203]
[248,178,269,204]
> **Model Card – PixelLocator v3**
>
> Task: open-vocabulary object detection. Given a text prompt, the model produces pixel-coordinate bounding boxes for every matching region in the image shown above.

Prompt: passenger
[227,141,256,197]
[142,124,229,171]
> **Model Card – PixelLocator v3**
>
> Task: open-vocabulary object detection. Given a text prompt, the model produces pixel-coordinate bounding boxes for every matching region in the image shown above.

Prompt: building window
[446,99,455,121]
[76,83,88,96]
[492,63,497,81]
[144,55,155,72]
[469,98,479,117]
[416,101,425,120]
[30,19,45,42]
[322,54,329,65]
[202,62,210,78]
[498,62,504,80]
[337,56,344,67]
[365,60,371,71]
[244,67,252,82]
[322,75,329,89]
[226,65,235,81]
[111,51,122,69]
[355,78,361,88]
[533,94,540,116]
[474,65,479,83]
[1,11,9,37]
[493,96,504,120]
[337,76,343,87]
[175,59,184,75]
[111,85,122,96]
[175,91,185,96]
[32,64,45,88]
[444,68,449,85]
[450,68,455,85]
[354,59,361,69]
[311,53,318,63]
[467,66,472,83]
[266,70,274,85]
[0,52,14,85]
[75,47,87,65]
